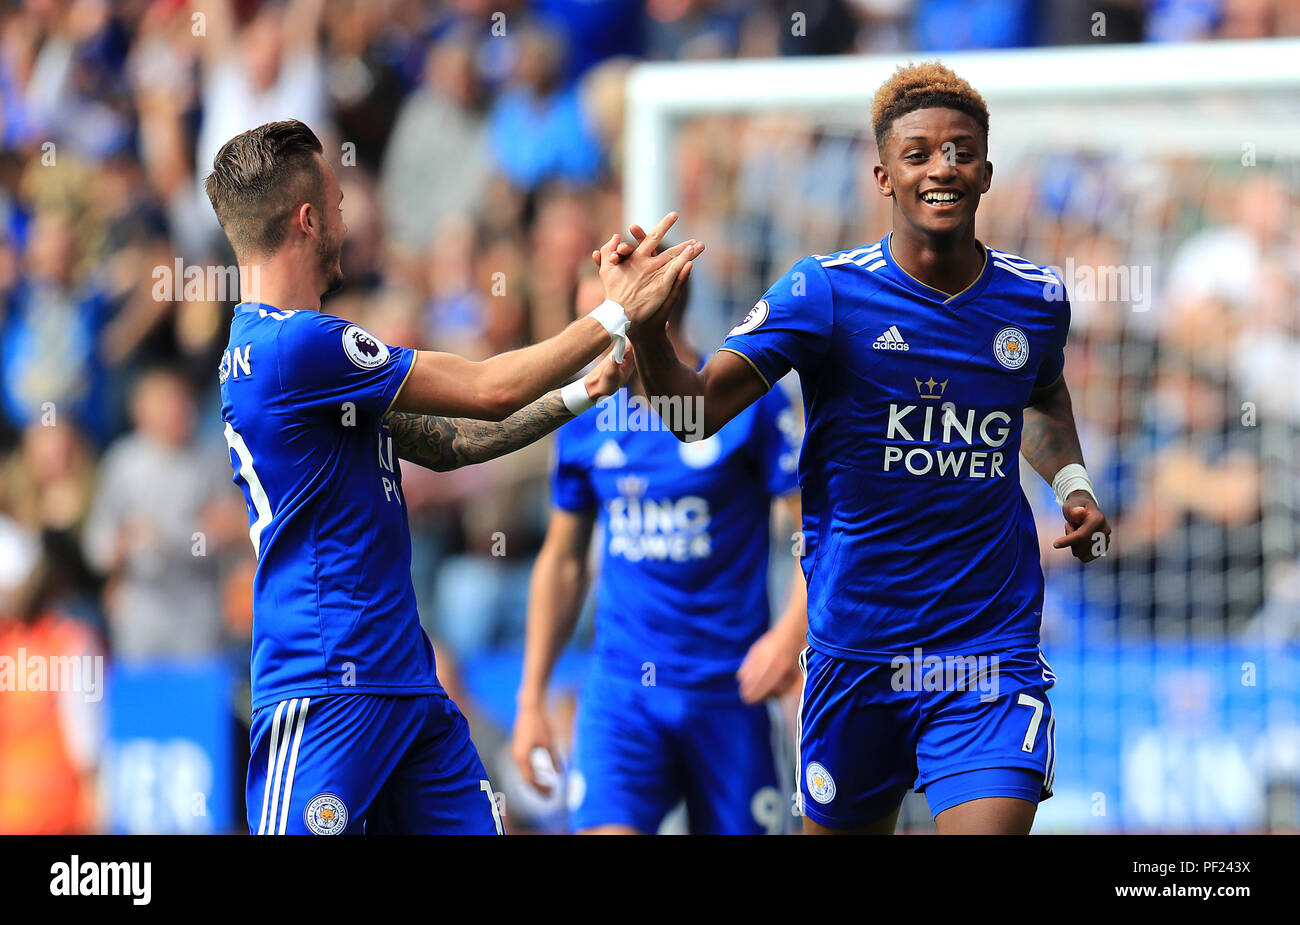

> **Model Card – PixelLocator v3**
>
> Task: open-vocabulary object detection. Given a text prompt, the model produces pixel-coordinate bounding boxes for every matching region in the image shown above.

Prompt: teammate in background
[208,119,702,834]
[608,63,1112,835]
[511,268,807,835]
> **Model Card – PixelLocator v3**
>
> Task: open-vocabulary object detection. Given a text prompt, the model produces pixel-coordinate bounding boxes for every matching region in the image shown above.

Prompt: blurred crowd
[0,0,1297,833]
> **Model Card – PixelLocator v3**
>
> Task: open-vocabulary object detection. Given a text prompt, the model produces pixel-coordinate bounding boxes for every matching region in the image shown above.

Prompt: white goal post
[625,38,1300,224]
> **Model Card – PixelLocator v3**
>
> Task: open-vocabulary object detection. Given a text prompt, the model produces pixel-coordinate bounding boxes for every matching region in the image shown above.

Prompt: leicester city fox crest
[806,762,836,804]
[304,793,348,834]
[993,326,1029,370]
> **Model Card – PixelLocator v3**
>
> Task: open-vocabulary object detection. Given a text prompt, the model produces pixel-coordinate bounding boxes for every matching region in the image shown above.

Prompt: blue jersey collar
[881,233,993,309]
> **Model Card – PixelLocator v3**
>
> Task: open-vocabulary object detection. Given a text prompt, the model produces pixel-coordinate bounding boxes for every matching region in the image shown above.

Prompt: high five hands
[594,211,703,329]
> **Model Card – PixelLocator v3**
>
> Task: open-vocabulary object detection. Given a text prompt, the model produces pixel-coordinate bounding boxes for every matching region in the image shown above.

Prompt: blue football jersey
[219,303,442,709]
[551,382,801,690]
[720,234,1070,660]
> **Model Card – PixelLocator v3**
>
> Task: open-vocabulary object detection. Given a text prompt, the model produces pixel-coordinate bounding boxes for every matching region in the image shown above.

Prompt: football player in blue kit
[207,119,703,834]
[511,271,807,834]
[610,63,1112,834]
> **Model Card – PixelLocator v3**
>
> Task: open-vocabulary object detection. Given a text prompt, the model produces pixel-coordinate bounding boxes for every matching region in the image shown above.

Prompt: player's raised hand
[593,223,691,335]
[511,703,560,797]
[596,211,704,327]
[590,237,635,267]
[1052,492,1112,562]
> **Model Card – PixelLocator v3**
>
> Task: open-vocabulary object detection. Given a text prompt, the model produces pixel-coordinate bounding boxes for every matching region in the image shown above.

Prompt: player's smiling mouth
[920,189,964,208]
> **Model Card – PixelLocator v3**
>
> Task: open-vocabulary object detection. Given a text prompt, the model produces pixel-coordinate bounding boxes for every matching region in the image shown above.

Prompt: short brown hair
[204,120,325,258]
[871,62,989,152]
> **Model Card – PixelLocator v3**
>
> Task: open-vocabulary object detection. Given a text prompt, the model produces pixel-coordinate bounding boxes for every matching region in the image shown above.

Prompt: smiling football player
[611,62,1112,835]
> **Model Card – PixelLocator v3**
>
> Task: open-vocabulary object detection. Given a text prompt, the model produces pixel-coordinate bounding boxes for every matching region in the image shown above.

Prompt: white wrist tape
[590,299,629,337]
[1052,463,1097,508]
[590,298,630,363]
[560,379,595,415]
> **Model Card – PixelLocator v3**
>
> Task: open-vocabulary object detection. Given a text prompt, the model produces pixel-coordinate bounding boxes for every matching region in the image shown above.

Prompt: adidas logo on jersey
[594,439,627,469]
[873,325,910,351]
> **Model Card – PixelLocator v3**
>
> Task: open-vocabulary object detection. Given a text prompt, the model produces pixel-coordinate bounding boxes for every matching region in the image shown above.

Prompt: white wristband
[590,299,629,339]
[1052,463,1097,508]
[560,379,595,416]
[589,298,629,362]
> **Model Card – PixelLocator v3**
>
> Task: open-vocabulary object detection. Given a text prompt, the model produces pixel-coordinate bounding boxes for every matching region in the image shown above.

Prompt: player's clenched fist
[1053,492,1112,562]
[736,624,804,704]
[596,211,704,327]
[511,704,559,796]
[582,342,637,404]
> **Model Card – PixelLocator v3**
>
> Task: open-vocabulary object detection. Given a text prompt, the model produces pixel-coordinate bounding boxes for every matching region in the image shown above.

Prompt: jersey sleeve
[719,255,833,389]
[277,312,416,417]
[550,424,595,512]
[752,383,802,497]
[1034,276,1071,389]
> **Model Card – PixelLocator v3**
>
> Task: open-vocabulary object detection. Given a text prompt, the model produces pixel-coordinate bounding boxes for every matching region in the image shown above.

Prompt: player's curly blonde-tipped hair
[870,61,989,151]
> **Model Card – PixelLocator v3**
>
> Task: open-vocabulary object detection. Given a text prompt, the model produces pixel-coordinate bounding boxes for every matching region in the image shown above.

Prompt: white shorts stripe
[1044,711,1057,793]
[1038,650,1057,684]
[794,647,810,817]
[278,697,311,834]
[257,700,287,835]
[265,698,298,836]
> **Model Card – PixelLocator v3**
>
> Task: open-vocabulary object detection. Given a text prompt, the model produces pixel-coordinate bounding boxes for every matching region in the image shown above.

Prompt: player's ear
[296,201,317,239]
[873,163,894,199]
[981,160,993,195]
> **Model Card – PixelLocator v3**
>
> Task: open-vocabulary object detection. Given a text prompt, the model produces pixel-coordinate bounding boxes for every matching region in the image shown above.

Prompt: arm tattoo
[387,391,574,472]
[1021,376,1085,484]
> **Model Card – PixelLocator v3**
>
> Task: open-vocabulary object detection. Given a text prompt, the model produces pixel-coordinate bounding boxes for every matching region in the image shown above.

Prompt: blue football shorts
[247,692,503,834]
[569,671,790,834]
[796,644,1057,829]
